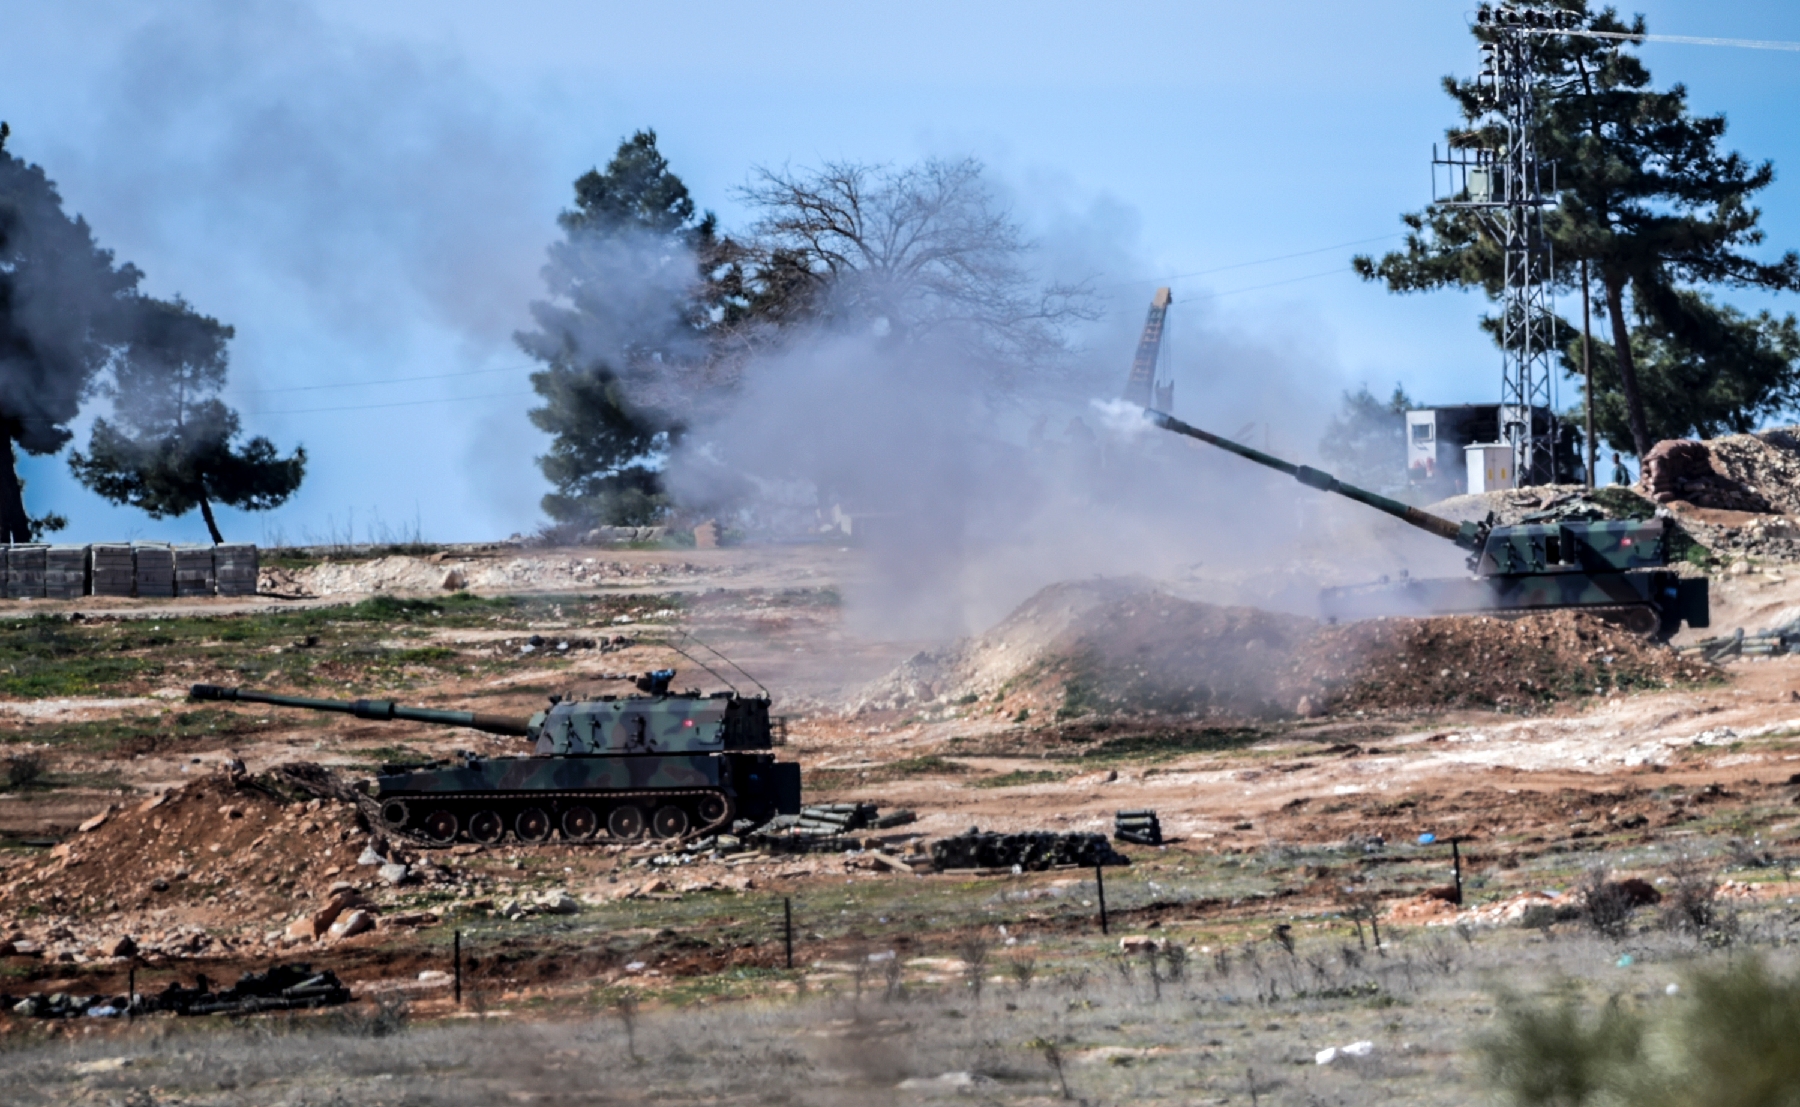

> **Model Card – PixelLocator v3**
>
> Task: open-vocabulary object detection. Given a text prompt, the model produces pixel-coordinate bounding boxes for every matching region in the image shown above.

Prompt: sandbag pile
[929,829,1127,871]
[1640,439,1773,512]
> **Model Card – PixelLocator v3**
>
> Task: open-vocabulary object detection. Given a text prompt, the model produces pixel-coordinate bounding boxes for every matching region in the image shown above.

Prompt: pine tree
[0,122,139,541]
[1355,1,1800,457]
[69,297,305,543]
[1319,384,1415,491]
[517,130,724,528]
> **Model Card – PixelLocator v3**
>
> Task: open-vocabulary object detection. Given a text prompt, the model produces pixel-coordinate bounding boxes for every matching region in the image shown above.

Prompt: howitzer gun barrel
[189,684,532,737]
[1145,410,1484,551]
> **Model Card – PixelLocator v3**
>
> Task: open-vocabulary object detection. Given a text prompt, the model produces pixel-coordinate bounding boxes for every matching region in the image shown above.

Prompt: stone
[534,890,579,915]
[78,810,109,833]
[285,917,319,942]
[1118,935,1165,954]
[311,896,354,933]
[441,568,468,592]
[357,845,385,866]
[329,880,358,896]
[417,970,452,986]
[378,863,410,886]
[106,935,138,958]
[218,805,244,819]
[327,910,373,940]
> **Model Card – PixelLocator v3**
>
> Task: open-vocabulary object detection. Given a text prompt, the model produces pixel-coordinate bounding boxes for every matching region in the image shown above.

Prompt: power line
[1107,233,1402,290]
[246,390,535,416]
[238,366,517,393]
[1181,266,1352,300]
[1526,26,1800,52]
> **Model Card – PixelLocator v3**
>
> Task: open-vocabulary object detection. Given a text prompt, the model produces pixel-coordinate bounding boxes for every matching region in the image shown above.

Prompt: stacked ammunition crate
[0,543,260,599]
[213,544,258,597]
[90,545,135,596]
[132,543,175,598]
[5,544,45,599]
[1113,809,1163,846]
[44,546,88,600]
[174,546,216,597]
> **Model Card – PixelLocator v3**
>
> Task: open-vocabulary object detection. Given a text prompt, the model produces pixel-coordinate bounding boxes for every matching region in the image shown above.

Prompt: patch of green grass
[883,755,969,777]
[972,769,1064,789]
[1056,680,1103,721]
[356,744,433,767]
[386,646,458,665]
[1073,726,1274,762]
[1589,486,1657,520]
[0,708,276,756]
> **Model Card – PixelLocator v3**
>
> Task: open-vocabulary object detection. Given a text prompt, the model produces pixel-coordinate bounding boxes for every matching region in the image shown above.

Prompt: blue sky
[3,0,1800,543]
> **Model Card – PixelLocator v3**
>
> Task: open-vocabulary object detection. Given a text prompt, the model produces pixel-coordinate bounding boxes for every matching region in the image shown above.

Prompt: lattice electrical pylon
[1432,3,1576,486]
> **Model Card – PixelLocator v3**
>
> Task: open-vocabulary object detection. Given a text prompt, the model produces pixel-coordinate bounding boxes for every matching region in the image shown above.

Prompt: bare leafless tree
[735,158,1095,384]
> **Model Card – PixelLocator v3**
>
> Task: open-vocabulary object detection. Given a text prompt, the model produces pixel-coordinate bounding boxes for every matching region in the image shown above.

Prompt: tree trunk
[0,436,32,544]
[1603,276,1653,459]
[197,493,224,545]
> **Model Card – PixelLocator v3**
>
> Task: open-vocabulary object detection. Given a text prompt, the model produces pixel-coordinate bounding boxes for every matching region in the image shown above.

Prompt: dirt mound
[1311,609,1715,713]
[1691,428,1800,514]
[859,579,1717,720]
[0,766,452,961]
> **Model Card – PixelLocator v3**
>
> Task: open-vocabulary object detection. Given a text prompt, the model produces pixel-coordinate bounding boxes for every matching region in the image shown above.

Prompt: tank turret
[190,674,801,846]
[1143,409,1708,638]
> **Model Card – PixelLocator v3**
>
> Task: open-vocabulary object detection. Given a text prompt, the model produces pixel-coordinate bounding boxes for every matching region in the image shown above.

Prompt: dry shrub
[1577,867,1638,941]
[4,753,42,791]
[1662,855,1736,944]
[1481,958,1800,1106]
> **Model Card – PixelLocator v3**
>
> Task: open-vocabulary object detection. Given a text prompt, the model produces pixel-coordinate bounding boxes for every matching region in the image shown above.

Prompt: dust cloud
[665,256,1441,640]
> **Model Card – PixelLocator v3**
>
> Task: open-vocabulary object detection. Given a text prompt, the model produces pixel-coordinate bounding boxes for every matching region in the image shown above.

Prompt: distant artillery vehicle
[190,671,801,846]
[1139,409,1709,639]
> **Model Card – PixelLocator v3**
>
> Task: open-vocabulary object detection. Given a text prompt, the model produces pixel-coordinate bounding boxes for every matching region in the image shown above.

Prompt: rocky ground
[4,498,1800,1101]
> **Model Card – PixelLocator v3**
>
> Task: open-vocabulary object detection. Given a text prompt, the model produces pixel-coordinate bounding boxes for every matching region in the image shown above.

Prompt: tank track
[369,787,735,849]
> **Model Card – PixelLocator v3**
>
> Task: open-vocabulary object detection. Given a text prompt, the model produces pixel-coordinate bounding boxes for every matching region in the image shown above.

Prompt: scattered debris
[3,964,350,1019]
[928,828,1127,872]
[1315,1041,1374,1065]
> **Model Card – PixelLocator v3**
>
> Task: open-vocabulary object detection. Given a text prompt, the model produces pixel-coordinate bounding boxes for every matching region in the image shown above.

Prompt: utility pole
[1581,259,1595,488]
[1433,4,1579,488]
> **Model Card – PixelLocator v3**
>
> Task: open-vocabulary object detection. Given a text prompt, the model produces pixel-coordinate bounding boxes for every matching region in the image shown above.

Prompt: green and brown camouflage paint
[190,681,801,846]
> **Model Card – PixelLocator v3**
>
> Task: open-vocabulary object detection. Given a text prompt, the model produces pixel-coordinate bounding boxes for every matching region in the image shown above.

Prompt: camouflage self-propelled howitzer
[190,671,801,846]
[1141,410,1710,639]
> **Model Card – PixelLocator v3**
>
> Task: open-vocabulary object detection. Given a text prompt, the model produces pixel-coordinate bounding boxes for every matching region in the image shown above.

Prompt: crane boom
[1121,287,1173,408]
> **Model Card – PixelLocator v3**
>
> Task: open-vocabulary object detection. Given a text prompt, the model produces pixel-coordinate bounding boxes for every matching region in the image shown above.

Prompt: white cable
[1524,26,1800,53]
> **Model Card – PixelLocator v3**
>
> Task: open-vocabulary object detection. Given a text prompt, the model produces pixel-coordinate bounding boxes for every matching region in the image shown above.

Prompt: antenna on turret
[660,630,770,698]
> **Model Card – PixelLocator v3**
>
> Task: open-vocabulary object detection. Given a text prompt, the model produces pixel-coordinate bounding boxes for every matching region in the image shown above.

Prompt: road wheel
[515,807,553,843]
[1616,605,1661,637]
[561,805,599,842]
[696,793,730,825]
[422,809,458,844]
[608,805,646,840]
[651,805,690,840]
[379,799,410,830]
[468,809,505,845]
